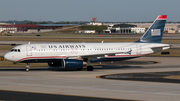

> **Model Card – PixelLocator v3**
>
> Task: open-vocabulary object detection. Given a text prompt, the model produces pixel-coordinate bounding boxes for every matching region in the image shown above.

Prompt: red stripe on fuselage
[17,56,66,62]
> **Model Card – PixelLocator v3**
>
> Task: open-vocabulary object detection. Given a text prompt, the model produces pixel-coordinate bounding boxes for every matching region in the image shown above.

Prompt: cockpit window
[10,49,21,52]
[11,49,14,52]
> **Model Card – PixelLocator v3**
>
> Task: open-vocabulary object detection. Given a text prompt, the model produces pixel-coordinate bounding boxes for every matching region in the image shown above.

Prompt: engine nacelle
[47,62,62,67]
[48,59,83,69]
[62,59,83,68]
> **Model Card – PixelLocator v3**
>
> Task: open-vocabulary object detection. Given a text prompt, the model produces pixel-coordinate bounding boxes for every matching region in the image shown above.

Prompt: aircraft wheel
[26,68,29,72]
[26,63,30,72]
[87,66,93,71]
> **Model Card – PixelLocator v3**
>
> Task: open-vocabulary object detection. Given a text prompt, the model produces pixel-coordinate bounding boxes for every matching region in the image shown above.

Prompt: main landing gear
[26,63,30,72]
[86,60,93,71]
[87,66,93,71]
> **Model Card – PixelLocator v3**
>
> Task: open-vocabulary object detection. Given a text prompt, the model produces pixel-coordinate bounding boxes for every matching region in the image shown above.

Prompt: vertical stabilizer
[137,15,167,43]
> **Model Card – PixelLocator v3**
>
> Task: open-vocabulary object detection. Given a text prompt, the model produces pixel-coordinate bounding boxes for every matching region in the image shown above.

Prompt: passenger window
[18,49,20,52]
[14,49,17,52]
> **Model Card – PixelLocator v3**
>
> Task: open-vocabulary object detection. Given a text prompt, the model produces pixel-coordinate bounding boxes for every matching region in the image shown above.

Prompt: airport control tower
[87,17,102,26]
[92,17,97,22]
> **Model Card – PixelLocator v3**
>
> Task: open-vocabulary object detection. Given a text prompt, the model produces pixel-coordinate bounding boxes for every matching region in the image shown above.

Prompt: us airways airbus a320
[4,15,170,71]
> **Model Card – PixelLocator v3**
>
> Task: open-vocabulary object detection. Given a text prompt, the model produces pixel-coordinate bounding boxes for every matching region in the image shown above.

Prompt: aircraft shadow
[0,65,142,72]
[93,65,142,70]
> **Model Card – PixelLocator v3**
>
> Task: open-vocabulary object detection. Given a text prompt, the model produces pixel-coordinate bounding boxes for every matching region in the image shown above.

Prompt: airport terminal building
[103,23,180,34]
[135,23,180,33]
[103,24,145,33]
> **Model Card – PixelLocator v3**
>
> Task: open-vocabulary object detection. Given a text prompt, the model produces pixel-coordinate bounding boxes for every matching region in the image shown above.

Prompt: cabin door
[26,46,32,56]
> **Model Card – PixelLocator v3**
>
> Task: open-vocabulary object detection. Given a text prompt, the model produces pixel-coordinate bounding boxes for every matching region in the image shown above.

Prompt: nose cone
[4,53,10,61]
[4,53,15,62]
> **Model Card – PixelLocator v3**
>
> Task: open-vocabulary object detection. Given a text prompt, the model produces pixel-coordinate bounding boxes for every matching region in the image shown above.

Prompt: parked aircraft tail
[137,15,167,43]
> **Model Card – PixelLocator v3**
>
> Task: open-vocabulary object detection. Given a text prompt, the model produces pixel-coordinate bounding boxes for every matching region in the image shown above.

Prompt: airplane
[4,15,170,71]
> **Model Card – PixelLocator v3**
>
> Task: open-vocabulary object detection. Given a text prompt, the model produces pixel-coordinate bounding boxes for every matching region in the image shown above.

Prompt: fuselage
[4,42,170,63]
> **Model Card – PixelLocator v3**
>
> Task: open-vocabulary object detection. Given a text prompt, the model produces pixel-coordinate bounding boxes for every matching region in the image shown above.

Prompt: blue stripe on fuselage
[19,59,62,63]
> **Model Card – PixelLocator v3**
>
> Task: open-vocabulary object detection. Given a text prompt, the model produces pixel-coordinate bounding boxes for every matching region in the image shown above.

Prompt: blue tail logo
[137,15,167,43]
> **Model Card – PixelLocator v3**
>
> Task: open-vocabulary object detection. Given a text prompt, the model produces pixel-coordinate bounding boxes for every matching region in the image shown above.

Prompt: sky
[0,0,179,22]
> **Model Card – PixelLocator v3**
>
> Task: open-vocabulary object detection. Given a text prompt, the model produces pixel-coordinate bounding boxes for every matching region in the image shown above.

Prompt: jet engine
[48,59,83,69]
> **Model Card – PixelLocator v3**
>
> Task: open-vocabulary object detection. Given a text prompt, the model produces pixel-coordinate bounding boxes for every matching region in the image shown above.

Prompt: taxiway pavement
[0,56,180,101]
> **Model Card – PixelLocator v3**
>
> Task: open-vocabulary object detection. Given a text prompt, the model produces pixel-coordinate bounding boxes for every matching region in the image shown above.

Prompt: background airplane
[4,15,170,71]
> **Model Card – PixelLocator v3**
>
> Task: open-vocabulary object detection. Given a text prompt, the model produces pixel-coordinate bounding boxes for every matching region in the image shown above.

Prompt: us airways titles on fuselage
[48,45,86,49]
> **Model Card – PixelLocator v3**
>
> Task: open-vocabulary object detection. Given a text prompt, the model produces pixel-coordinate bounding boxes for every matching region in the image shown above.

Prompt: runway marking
[164,75,180,80]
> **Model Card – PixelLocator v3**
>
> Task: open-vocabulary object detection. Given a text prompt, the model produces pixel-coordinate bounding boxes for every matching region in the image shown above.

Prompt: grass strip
[0,37,180,43]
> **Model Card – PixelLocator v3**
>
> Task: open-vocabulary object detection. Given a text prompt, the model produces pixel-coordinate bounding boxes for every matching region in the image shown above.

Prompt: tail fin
[137,15,167,43]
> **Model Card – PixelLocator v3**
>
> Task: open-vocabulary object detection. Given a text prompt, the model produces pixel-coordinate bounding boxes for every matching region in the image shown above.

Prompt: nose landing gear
[26,63,30,72]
